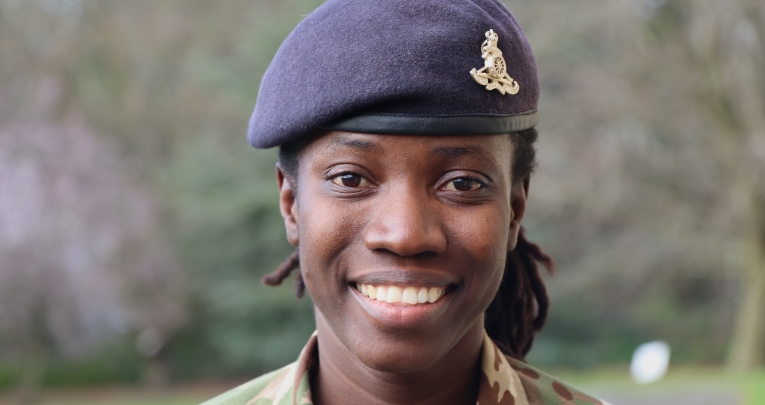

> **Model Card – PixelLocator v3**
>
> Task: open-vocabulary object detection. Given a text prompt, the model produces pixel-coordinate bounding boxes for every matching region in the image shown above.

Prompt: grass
[554,366,765,405]
[0,383,226,405]
[40,401,197,405]
[744,371,765,405]
[0,368,763,405]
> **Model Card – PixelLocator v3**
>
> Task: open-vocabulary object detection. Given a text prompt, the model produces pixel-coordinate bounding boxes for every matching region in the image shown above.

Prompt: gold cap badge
[470,29,520,95]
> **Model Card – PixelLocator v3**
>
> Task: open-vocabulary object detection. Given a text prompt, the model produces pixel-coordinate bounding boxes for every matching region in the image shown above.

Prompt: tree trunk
[727,200,765,372]
[143,355,169,390]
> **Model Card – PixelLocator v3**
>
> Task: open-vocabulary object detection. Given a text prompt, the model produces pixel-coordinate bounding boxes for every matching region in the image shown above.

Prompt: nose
[363,184,447,257]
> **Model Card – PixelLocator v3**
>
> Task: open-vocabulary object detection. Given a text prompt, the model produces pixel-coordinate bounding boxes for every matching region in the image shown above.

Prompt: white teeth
[356,283,446,305]
[427,287,439,303]
[417,287,428,304]
[376,286,387,302]
[386,286,402,303]
[402,287,418,305]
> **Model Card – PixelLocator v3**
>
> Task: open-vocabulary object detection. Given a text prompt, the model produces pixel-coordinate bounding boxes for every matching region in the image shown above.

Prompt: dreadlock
[261,128,553,360]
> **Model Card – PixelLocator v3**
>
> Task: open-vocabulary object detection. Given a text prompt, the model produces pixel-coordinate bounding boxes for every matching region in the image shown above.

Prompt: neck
[312,313,484,405]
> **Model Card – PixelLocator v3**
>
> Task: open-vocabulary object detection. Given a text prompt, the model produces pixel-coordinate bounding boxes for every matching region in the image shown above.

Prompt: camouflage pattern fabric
[200,331,611,405]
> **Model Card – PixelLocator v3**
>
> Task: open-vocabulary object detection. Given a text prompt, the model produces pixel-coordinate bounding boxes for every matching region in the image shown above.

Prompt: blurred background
[0,0,763,404]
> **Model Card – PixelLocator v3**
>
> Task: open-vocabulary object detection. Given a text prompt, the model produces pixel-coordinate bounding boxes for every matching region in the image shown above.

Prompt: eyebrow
[430,145,497,166]
[327,135,384,153]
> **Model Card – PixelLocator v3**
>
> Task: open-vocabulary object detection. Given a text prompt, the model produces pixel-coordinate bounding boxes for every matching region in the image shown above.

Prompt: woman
[203,0,610,404]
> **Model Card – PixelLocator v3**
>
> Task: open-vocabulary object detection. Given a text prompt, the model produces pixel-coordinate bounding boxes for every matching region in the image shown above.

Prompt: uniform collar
[477,330,530,405]
[250,329,530,405]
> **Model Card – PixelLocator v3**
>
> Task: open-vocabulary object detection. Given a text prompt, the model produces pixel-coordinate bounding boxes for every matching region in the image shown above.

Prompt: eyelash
[329,172,487,192]
[329,172,372,188]
[442,176,487,192]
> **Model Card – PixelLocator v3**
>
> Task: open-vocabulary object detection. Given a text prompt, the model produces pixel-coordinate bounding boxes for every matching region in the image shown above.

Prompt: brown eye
[445,178,482,191]
[332,173,369,188]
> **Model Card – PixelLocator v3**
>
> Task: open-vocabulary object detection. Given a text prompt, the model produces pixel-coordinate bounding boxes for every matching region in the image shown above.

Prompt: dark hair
[262,129,553,360]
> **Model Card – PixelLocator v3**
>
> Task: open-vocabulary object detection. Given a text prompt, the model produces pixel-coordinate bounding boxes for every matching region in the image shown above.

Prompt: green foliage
[162,130,315,376]
[152,0,327,377]
[42,343,143,388]
[0,340,144,390]
[528,273,734,368]
[0,364,17,391]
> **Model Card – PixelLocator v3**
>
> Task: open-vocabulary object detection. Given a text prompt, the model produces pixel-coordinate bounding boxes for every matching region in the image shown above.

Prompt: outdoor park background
[0,0,764,404]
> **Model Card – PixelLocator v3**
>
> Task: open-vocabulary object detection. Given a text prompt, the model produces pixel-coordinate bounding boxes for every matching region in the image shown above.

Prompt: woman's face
[277,131,526,373]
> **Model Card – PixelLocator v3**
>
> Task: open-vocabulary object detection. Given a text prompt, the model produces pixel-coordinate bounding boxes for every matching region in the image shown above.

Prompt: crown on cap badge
[470,29,520,95]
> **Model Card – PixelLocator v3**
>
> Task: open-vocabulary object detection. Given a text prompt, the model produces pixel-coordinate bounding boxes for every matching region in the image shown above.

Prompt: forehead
[302,131,514,165]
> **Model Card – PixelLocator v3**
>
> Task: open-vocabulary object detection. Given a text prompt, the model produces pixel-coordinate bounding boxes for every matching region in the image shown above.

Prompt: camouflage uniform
[201,331,611,405]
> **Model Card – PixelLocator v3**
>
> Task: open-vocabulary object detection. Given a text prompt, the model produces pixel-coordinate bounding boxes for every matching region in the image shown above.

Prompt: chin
[349,332,446,374]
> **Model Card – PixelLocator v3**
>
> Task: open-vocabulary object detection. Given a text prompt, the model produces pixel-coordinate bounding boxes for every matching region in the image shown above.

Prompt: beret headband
[248,0,539,149]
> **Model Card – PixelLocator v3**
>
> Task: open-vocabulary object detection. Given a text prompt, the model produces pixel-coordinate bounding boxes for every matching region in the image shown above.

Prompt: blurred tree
[597,0,765,371]
[0,1,189,398]
[515,0,763,369]
[0,108,186,402]
[645,0,765,372]
[1,0,322,382]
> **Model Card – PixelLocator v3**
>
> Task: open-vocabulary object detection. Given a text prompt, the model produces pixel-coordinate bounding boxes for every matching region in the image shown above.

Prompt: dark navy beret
[248,0,539,149]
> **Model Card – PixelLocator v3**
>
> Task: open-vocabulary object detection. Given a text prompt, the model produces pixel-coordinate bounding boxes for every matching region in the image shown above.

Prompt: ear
[507,177,529,251]
[277,164,300,246]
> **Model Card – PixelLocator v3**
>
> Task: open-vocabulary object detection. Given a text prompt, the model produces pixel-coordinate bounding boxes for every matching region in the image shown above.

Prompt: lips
[348,269,458,329]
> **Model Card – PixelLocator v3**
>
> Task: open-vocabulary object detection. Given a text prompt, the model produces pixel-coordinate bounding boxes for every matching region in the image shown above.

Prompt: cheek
[458,202,511,250]
[295,190,363,293]
[452,207,511,296]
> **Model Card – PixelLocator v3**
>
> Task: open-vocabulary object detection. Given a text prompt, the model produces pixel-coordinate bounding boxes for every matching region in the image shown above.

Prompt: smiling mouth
[354,283,447,305]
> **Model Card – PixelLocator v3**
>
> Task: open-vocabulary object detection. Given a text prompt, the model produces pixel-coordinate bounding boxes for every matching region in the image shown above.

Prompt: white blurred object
[630,341,671,384]
[136,328,164,358]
